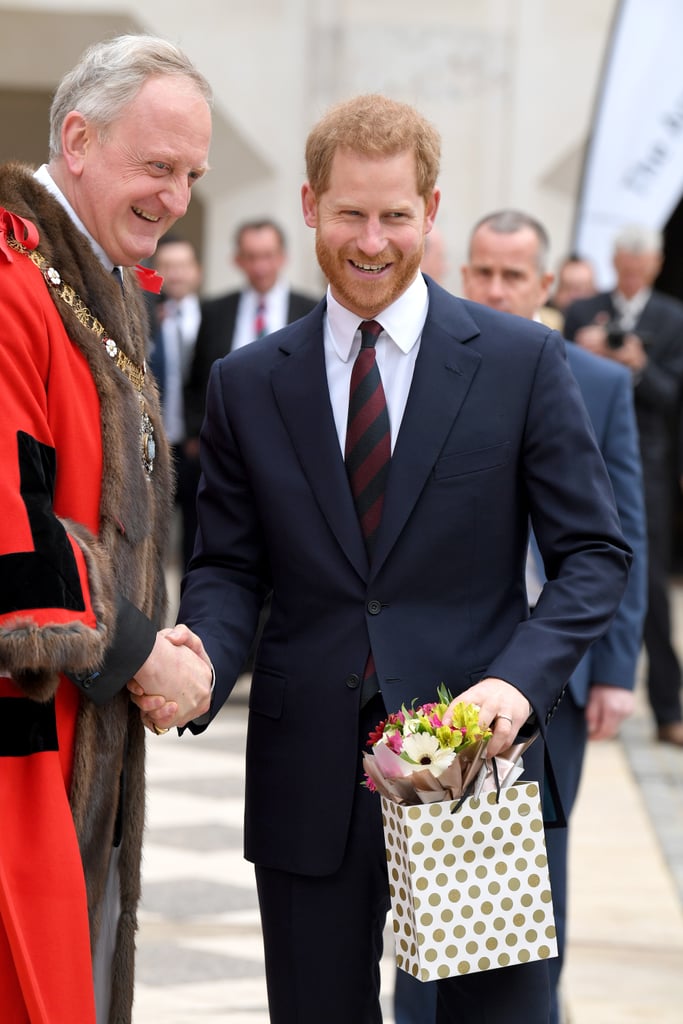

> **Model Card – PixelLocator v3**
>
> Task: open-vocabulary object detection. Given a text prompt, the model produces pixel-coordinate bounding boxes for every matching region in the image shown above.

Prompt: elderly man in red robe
[0,34,213,1024]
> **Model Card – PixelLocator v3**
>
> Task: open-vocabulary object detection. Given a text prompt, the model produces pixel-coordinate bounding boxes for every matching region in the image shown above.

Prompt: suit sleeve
[486,332,632,725]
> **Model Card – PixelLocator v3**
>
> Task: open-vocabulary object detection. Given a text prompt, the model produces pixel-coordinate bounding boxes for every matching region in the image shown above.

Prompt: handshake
[127,624,213,734]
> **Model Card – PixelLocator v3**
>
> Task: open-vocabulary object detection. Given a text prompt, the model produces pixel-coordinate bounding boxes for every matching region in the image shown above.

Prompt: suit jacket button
[367,599,382,615]
[346,673,361,689]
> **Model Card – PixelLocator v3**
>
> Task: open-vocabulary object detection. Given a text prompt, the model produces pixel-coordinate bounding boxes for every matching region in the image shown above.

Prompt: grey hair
[613,223,663,256]
[49,34,213,159]
[469,209,550,274]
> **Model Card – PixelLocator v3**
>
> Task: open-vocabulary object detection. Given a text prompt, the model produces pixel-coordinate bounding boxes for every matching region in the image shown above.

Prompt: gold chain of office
[7,233,156,476]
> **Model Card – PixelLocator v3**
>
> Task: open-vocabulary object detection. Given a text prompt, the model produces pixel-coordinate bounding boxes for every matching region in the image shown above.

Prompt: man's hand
[585,684,634,741]
[443,677,533,758]
[574,320,648,375]
[127,625,213,731]
[574,322,610,356]
[609,333,648,373]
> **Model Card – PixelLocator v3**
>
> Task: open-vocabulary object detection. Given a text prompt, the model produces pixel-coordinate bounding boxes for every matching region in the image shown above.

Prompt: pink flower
[364,774,377,792]
[387,731,403,754]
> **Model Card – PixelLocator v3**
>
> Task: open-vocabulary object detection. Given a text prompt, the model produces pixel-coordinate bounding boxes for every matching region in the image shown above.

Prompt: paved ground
[133,583,683,1023]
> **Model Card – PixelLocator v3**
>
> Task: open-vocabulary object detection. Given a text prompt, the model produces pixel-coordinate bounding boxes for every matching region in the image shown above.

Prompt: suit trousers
[254,694,551,1024]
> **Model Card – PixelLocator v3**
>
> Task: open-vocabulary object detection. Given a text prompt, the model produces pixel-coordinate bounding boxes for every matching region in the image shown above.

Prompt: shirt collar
[613,287,651,316]
[34,164,119,275]
[326,272,429,361]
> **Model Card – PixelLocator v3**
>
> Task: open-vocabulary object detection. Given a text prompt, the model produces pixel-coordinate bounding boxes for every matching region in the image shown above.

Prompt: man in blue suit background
[166,101,632,1023]
[460,209,647,1024]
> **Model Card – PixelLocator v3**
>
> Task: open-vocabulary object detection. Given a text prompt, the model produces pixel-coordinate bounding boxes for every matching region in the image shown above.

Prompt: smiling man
[459,209,647,1024]
[176,94,631,1024]
[0,35,213,1024]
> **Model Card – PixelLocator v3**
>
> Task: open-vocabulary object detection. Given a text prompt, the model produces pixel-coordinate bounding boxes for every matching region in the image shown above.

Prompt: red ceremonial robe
[0,166,171,1024]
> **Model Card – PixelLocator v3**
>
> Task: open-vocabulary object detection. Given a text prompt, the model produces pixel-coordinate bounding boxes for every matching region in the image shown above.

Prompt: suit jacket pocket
[249,667,286,719]
[434,442,510,480]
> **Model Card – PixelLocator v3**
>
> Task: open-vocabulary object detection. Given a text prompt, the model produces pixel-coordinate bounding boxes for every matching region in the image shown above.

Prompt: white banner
[572,0,683,288]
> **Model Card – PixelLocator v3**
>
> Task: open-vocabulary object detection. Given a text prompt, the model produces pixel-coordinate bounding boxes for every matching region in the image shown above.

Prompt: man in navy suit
[460,210,646,1024]
[168,98,631,1023]
[564,225,683,748]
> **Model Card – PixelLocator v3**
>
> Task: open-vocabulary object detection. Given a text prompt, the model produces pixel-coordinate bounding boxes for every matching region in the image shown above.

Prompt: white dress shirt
[324,273,429,455]
[232,280,290,351]
[34,164,121,276]
[612,288,652,332]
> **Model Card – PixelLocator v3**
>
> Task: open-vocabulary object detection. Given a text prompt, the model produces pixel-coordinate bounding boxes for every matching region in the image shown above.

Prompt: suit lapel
[270,289,483,580]
[270,306,369,578]
[372,290,482,573]
[635,292,661,337]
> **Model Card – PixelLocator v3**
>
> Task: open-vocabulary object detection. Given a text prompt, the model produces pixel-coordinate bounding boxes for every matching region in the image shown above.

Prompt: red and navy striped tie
[345,320,390,706]
[345,320,391,556]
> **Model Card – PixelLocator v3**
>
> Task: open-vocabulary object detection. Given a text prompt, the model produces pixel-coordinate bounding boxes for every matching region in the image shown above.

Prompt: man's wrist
[190,662,216,726]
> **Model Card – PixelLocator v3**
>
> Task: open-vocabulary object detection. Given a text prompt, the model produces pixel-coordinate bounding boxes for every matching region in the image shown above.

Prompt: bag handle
[451,755,501,814]
[450,730,566,828]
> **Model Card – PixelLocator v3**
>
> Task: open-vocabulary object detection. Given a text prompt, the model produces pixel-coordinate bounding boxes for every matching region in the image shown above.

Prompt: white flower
[402,733,456,776]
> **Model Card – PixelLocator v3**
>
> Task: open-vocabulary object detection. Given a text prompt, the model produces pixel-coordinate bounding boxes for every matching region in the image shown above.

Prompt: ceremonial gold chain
[8,234,156,476]
[7,235,146,391]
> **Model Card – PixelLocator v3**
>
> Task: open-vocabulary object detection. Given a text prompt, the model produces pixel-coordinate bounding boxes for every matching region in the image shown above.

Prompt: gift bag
[382,780,557,981]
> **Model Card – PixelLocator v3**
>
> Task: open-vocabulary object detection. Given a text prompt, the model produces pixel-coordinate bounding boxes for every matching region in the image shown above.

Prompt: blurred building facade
[0,1,617,297]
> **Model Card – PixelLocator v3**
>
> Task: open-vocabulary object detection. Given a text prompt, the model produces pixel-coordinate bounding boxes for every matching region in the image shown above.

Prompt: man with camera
[564,224,683,746]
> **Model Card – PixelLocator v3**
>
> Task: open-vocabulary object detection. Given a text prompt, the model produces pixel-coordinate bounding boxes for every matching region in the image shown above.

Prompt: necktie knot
[359,320,383,349]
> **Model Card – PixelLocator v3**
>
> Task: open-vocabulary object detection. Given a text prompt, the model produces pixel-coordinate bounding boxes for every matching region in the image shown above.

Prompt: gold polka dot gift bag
[363,692,557,981]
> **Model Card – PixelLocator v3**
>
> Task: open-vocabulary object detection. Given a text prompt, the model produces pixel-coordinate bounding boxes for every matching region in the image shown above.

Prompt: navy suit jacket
[533,344,646,706]
[565,346,646,703]
[180,279,631,876]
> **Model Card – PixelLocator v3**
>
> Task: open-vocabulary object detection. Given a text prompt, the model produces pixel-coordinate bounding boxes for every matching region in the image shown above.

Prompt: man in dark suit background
[168,96,631,1024]
[147,236,203,571]
[394,209,647,1024]
[184,219,318,441]
[461,210,647,1024]
[564,225,683,747]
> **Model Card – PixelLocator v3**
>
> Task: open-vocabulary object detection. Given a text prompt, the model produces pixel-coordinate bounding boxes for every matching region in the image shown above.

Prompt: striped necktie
[345,320,391,556]
[345,319,391,707]
[253,299,267,340]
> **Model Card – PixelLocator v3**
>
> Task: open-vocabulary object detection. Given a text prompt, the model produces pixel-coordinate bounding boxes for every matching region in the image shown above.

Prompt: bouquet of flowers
[363,685,523,805]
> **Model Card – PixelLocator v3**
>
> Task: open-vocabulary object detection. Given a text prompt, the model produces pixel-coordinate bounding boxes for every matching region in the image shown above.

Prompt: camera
[605,322,626,349]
